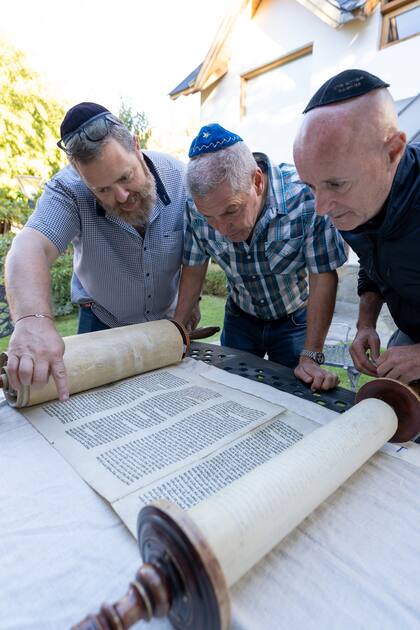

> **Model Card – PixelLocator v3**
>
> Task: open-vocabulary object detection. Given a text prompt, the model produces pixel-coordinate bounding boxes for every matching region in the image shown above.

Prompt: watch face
[316,352,325,365]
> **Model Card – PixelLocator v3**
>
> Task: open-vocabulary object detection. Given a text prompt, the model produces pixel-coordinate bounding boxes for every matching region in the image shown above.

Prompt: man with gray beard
[5,102,188,400]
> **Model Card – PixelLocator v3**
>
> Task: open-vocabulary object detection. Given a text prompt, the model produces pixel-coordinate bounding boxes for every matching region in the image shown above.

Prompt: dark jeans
[220,298,307,368]
[77,305,110,334]
[387,329,415,348]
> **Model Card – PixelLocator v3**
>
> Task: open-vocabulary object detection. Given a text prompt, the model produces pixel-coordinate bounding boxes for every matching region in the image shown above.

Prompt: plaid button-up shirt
[183,153,347,320]
[27,151,186,327]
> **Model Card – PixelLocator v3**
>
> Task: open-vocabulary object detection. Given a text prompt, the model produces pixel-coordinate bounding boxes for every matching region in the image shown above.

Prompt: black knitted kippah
[303,69,390,114]
[60,102,110,138]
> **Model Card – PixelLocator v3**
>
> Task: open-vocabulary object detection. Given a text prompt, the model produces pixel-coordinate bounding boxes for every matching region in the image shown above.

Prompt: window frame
[380,0,420,48]
[239,44,313,120]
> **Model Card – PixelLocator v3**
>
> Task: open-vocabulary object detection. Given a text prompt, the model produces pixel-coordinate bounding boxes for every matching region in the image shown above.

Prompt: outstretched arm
[174,261,209,329]
[5,227,69,400]
[294,270,339,391]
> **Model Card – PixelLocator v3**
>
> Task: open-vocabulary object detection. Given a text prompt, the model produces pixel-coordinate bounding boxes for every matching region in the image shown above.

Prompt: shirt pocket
[265,237,304,275]
[160,229,184,271]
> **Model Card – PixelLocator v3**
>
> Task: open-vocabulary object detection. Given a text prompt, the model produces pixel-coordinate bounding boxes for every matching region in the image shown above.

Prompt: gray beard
[101,171,157,227]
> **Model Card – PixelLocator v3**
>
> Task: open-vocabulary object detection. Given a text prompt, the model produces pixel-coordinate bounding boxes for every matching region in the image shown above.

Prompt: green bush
[50,247,75,315]
[0,233,75,316]
[203,264,227,297]
[0,186,32,229]
[0,233,15,281]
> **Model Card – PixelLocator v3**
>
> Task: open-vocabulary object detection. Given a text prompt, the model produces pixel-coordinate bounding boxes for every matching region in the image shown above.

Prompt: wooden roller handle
[355,377,420,442]
[72,563,170,630]
[189,326,221,340]
[73,502,229,630]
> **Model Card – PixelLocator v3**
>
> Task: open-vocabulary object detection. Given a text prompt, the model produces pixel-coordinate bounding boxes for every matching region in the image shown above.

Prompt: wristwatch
[300,349,325,365]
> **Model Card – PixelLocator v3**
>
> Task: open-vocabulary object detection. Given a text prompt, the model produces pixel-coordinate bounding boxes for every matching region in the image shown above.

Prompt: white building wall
[200,0,420,164]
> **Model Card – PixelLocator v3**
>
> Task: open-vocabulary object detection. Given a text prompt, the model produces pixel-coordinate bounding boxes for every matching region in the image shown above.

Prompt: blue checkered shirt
[26,151,186,327]
[183,153,347,320]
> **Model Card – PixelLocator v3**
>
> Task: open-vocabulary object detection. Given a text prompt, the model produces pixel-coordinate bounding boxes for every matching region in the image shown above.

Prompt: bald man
[294,69,420,385]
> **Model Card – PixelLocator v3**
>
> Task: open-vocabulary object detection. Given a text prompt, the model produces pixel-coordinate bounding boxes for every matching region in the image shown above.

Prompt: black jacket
[341,143,420,342]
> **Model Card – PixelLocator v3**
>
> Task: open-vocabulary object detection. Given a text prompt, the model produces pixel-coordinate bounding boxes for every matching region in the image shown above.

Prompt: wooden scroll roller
[73,378,420,630]
[355,377,420,443]
[0,320,219,408]
[189,325,220,341]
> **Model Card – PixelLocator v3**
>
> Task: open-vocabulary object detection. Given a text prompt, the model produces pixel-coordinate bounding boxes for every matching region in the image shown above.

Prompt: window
[381,0,420,47]
[239,45,313,161]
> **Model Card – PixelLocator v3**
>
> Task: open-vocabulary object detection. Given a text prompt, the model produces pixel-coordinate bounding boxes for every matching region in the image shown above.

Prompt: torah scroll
[0,319,186,408]
[187,397,397,587]
[74,380,420,630]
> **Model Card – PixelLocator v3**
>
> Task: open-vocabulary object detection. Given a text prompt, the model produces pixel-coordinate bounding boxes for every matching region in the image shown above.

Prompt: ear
[254,168,265,195]
[70,158,81,177]
[133,135,143,161]
[134,136,147,170]
[385,131,406,166]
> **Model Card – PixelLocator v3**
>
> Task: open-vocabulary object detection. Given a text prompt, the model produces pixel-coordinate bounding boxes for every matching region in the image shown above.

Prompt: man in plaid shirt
[174,124,347,391]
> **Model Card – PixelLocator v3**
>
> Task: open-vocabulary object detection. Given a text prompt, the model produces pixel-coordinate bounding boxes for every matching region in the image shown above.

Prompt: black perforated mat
[188,341,355,414]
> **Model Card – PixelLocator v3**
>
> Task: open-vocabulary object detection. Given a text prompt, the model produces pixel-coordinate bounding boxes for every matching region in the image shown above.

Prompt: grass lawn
[0,296,366,391]
[325,366,372,391]
[199,295,225,341]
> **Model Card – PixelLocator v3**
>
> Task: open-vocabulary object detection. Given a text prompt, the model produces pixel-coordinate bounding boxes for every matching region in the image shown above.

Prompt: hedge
[50,248,75,315]
[0,234,75,316]
[203,264,227,297]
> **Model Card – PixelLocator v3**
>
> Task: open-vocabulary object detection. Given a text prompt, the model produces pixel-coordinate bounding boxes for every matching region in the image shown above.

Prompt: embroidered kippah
[189,123,243,158]
[303,69,390,114]
[60,102,111,139]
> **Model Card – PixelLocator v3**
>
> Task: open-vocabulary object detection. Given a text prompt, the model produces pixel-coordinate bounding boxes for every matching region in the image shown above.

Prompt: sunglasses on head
[57,112,118,154]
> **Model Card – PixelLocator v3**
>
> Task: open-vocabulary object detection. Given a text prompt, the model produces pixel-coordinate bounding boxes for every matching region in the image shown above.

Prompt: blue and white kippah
[189,123,242,158]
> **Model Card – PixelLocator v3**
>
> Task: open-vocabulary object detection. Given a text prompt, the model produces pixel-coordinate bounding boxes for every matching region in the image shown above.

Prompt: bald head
[295,88,398,157]
[293,88,406,231]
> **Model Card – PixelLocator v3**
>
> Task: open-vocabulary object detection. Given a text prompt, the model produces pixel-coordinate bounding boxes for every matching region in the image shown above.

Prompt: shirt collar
[253,152,285,215]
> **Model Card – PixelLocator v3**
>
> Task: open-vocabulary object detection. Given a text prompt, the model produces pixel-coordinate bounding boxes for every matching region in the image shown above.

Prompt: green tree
[0,38,66,227]
[118,99,151,148]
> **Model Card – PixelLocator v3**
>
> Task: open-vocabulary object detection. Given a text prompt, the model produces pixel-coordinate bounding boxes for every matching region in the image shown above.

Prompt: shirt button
[148,294,151,299]
[252,275,257,279]
[146,310,150,314]
[146,273,150,277]
[144,247,147,251]
[247,255,251,259]
[260,299,265,303]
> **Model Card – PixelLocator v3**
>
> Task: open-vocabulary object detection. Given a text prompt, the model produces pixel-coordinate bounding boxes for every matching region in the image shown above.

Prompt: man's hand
[349,326,380,376]
[173,263,208,330]
[376,344,420,383]
[6,318,68,401]
[185,300,201,332]
[294,356,339,391]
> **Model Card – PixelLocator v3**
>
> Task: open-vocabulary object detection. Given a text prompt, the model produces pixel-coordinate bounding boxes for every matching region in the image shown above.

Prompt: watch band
[299,349,325,365]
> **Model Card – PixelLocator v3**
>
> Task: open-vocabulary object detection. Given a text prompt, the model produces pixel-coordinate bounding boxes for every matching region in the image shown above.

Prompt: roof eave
[169,86,197,101]
[194,0,248,92]
[295,0,379,28]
